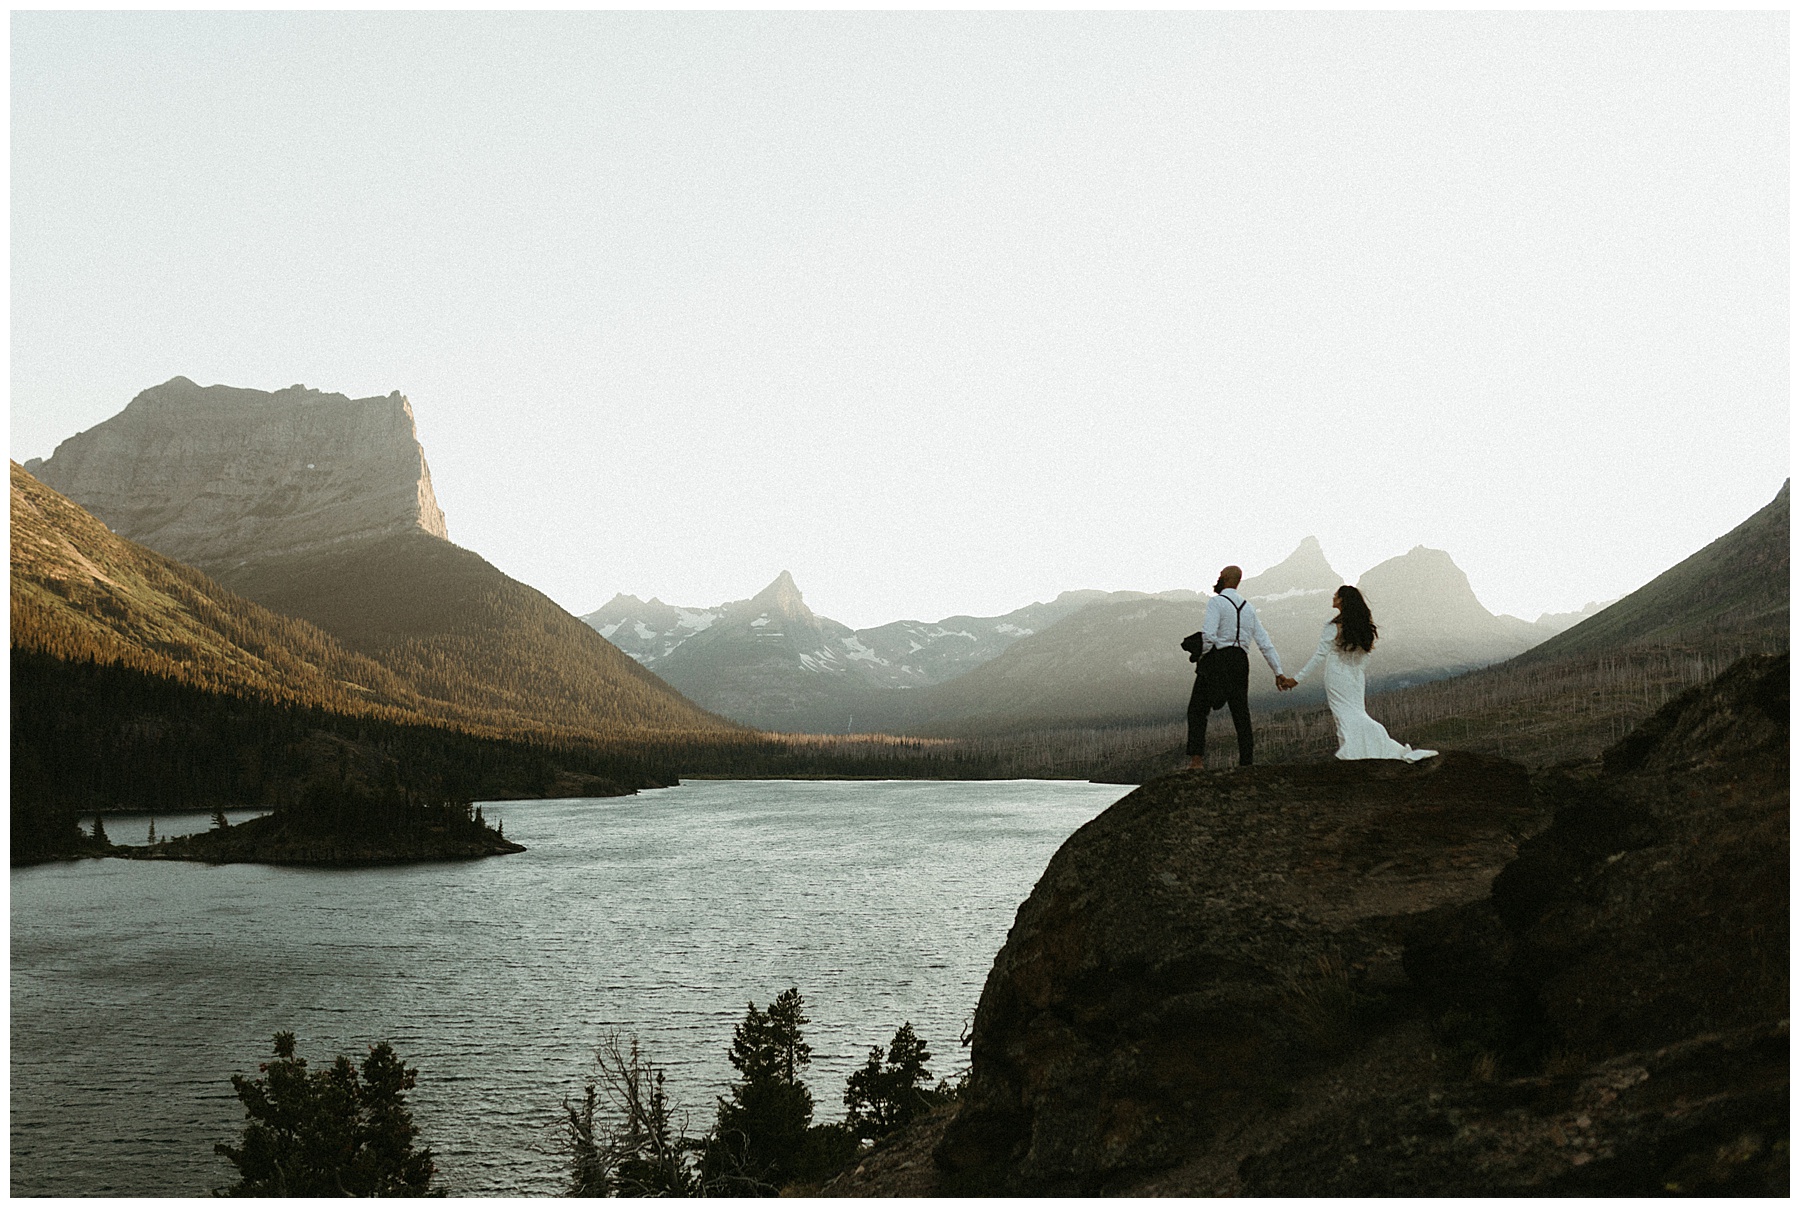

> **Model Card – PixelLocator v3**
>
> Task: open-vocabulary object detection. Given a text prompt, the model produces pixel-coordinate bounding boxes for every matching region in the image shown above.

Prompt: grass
[1276,952,1364,1056]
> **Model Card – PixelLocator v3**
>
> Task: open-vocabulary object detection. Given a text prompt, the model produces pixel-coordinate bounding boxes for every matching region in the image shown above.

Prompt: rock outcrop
[925,654,1787,1196]
[936,751,1547,1191]
[30,377,448,572]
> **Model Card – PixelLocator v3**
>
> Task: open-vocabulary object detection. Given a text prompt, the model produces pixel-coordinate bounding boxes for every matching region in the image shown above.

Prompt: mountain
[12,460,419,717]
[26,380,736,741]
[904,538,1558,737]
[631,571,879,733]
[29,376,447,570]
[10,462,728,862]
[1517,480,1789,661]
[1237,534,1340,600]
[1348,546,1553,687]
[582,578,1138,733]
[1091,481,1792,779]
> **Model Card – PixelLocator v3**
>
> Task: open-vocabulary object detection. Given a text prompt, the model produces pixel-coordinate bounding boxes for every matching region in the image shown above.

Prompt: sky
[10,10,1789,630]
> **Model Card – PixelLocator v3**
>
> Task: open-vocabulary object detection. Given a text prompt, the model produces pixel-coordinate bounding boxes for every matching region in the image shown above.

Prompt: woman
[1291,585,1437,763]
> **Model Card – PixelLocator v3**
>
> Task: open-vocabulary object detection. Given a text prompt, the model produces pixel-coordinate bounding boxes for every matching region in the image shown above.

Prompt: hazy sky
[11,11,1788,629]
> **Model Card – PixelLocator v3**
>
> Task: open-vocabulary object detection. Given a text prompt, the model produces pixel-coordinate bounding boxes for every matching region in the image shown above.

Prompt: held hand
[1276,675,1297,692]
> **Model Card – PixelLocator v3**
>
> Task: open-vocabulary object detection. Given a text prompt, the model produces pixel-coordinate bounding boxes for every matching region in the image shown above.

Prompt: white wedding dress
[1293,623,1438,762]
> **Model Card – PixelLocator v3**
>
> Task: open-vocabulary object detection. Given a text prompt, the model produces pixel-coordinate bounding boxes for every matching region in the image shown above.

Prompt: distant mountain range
[18,373,1648,750]
[582,578,1201,732]
[585,534,1604,736]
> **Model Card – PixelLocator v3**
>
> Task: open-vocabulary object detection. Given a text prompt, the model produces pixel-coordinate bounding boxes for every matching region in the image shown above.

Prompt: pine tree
[90,815,110,846]
[214,1032,436,1196]
[709,988,815,1193]
[843,1022,942,1142]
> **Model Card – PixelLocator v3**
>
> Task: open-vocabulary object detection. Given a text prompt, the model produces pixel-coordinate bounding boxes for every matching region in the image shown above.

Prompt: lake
[10,778,1126,1196]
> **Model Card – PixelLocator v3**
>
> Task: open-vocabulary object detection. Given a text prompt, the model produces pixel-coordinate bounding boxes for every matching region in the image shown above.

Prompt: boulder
[936,751,1546,1192]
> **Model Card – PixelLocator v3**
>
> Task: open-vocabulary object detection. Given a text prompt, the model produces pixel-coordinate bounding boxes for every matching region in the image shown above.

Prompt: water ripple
[12,779,1121,1196]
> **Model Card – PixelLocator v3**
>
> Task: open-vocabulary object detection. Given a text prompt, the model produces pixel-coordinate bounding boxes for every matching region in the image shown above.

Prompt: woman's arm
[1290,623,1334,684]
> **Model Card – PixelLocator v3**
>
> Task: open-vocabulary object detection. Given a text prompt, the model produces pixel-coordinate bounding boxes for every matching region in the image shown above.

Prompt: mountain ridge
[31,376,448,571]
[582,577,1204,733]
[586,540,1589,736]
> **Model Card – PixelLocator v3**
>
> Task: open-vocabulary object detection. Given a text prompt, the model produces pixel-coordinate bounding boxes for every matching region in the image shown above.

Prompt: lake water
[11,779,1126,1196]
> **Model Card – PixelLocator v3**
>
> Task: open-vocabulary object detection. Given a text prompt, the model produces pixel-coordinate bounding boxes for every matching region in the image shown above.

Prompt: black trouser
[1187,645,1253,765]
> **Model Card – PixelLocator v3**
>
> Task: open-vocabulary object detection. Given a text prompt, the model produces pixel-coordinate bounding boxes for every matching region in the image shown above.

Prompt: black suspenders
[1211,593,1246,650]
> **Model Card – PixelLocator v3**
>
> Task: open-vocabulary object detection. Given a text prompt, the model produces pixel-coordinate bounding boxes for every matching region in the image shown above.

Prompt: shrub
[562,1034,698,1197]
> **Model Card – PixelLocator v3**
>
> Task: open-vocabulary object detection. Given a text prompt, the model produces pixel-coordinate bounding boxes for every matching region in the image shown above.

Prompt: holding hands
[1275,675,1298,692]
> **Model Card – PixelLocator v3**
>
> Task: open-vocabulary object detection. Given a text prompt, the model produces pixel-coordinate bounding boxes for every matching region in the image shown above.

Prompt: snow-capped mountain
[580,575,1192,732]
[584,538,1582,735]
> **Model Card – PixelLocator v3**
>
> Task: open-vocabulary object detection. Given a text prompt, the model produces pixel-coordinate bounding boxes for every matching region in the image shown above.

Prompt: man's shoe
[1187,755,1205,770]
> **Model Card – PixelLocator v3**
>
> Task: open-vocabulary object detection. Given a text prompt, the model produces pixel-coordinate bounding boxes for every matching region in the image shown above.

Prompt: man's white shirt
[1199,588,1285,675]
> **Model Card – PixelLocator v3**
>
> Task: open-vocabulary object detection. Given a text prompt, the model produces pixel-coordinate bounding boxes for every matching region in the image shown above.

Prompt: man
[1187,565,1296,769]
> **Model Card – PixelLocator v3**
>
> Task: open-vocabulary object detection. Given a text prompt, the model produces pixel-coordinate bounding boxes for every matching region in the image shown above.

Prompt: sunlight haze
[10,10,1787,630]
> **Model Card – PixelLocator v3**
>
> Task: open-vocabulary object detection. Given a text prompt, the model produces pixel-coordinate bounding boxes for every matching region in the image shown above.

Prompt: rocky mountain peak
[1240,536,1341,599]
[1356,545,1496,630]
[746,569,811,619]
[31,378,449,573]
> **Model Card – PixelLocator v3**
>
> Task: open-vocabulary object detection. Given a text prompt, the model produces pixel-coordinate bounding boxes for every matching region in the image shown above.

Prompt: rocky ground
[834,653,1788,1196]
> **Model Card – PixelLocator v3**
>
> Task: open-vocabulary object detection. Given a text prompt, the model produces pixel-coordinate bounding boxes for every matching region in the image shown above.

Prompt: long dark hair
[1333,585,1377,653]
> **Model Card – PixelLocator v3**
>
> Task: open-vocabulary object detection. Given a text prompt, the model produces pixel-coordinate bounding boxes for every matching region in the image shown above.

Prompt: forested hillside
[12,462,424,716]
[12,462,736,742]
[218,530,739,741]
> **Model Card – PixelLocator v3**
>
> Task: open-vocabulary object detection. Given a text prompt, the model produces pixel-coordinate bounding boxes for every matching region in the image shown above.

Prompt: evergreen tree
[212,809,231,830]
[708,988,815,1193]
[90,815,109,845]
[214,1032,436,1196]
[843,1022,942,1142]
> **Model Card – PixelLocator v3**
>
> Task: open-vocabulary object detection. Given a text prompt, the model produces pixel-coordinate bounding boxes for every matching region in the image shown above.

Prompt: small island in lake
[119,787,524,867]
[121,806,522,864]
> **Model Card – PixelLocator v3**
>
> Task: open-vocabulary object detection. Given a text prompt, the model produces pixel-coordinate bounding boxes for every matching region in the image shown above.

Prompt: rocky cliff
[831,655,1788,1196]
[29,377,448,571]
[934,751,1548,1190]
